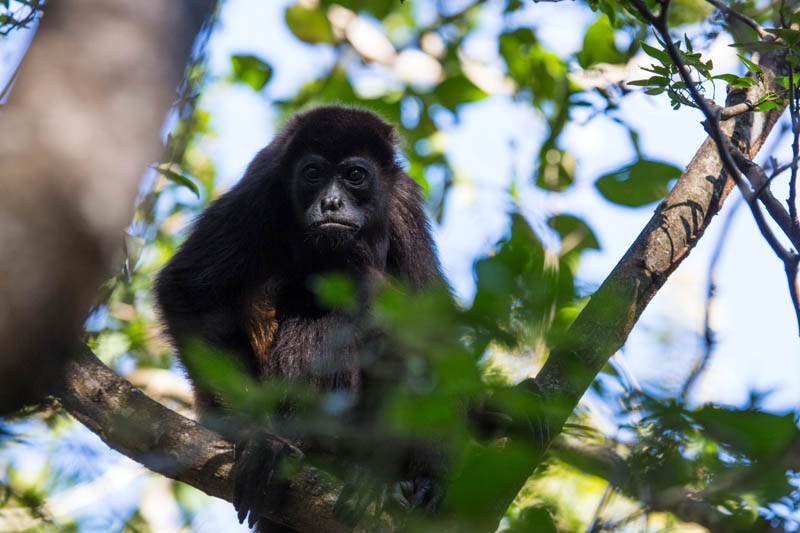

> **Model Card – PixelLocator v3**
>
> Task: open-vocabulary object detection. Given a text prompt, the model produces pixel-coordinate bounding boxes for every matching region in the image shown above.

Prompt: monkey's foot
[232,430,301,529]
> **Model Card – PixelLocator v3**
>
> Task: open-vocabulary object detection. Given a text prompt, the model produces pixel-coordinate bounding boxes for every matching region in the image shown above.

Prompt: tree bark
[61,346,387,533]
[0,0,215,414]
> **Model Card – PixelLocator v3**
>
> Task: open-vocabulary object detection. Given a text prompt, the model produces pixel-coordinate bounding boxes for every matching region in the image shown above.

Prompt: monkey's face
[291,153,389,262]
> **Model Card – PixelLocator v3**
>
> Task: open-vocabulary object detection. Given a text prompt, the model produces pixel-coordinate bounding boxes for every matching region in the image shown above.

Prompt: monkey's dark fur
[155,106,444,530]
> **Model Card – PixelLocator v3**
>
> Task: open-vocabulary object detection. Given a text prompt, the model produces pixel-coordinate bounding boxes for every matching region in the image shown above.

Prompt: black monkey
[154,106,444,530]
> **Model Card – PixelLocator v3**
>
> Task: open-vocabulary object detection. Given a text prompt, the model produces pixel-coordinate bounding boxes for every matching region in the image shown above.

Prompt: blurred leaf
[536,147,575,192]
[285,4,336,44]
[730,40,786,53]
[765,27,800,44]
[506,506,558,533]
[155,165,200,197]
[470,214,575,347]
[448,442,536,517]
[595,159,680,206]
[668,0,713,26]
[577,15,627,68]
[320,0,394,19]
[547,215,600,259]
[231,54,273,91]
[122,232,146,277]
[433,75,488,110]
[693,406,798,460]
[312,273,356,310]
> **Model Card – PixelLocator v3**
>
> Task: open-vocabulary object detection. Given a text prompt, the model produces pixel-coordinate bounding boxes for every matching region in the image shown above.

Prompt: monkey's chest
[249,308,364,391]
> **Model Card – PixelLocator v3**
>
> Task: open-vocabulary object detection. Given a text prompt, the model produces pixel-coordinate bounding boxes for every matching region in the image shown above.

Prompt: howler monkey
[155,106,444,530]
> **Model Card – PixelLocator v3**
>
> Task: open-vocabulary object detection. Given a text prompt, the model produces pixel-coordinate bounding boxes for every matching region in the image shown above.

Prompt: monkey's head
[279,106,400,270]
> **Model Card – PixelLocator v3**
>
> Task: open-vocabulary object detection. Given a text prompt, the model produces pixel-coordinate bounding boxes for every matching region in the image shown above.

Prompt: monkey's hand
[333,468,442,526]
[232,429,303,529]
[393,474,443,512]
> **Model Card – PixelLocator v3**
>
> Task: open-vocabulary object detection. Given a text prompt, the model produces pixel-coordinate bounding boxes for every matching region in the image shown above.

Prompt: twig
[720,100,754,120]
[786,257,800,335]
[788,67,799,228]
[704,0,770,39]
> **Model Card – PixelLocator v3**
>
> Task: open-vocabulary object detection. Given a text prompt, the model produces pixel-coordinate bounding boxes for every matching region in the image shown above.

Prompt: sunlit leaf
[231,54,273,91]
[577,14,627,68]
[285,4,335,44]
[433,75,488,110]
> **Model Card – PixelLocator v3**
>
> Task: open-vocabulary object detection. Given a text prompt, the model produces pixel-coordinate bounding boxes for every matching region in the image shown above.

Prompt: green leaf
[230,54,273,91]
[730,40,786,53]
[693,406,798,460]
[765,27,800,44]
[506,506,559,533]
[640,41,671,65]
[155,165,200,197]
[628,76,669,87]
[547,214,600,258]
[713,73,758,87]
[668,0,713,26]
[577,14,627,68]
[736,53,763,75]
[595,159,680,206]
[320,0,395,19]
[432,75,488,110]
[285,4,335,44]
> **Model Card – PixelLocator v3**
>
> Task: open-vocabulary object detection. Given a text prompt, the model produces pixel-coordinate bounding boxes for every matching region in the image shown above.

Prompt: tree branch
[59,345,377,533]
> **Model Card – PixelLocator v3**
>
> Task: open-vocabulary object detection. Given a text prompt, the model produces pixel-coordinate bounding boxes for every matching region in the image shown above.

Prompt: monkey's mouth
[310,221,360,232]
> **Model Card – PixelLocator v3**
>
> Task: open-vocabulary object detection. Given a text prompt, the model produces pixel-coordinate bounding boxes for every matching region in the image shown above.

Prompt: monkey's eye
[303,165,321,182]
[345,167,366,185]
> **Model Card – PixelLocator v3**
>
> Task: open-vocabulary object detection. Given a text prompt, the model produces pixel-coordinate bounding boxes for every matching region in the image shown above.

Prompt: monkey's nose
[321,196,343,212]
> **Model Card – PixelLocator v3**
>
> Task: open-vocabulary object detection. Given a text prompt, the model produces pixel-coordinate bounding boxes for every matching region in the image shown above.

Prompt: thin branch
[788,67,799,228]
[704,0,770,39]
[720,100,755,120]
[725,139,800,252]
[786,257,800,335]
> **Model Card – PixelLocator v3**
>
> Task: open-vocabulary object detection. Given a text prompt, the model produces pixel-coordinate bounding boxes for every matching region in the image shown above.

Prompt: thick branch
[60,346,364,533]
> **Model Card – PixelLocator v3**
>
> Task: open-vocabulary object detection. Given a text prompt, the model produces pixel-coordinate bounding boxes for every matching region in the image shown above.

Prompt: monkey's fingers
[232,435,291,529]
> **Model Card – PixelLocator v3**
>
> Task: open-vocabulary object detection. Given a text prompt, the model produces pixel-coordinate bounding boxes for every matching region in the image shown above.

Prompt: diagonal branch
[59,345,368,533]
